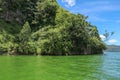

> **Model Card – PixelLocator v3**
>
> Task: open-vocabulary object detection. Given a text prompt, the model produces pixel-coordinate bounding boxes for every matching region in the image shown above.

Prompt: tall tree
[34,0,57,27]
[18,21,31,54]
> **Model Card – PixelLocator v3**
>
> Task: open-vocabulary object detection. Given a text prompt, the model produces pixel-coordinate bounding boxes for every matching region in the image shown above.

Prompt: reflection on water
[0,52,120,80]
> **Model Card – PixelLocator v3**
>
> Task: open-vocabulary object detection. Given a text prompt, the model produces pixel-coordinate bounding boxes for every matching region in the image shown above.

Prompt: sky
[57,0,120,45]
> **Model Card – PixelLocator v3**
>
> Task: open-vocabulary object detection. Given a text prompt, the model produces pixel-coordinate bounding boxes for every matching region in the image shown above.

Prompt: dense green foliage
[0,0,106,55]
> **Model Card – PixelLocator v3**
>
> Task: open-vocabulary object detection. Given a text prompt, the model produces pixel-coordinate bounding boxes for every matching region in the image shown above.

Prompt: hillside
[0,19,22,34]
[105,45,120,52]
[0,0,106,55]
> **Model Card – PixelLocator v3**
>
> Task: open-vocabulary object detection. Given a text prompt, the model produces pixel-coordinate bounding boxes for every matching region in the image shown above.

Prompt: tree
[34,0,57,27]
[0,0,106,55]
[0,0,37,24]
[18,21,31,54]
[103,30,114,41]
[0,30,17,54]
[87,26,107,54]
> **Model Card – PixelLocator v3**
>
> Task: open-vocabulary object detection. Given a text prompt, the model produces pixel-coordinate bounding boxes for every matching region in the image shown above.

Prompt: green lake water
[0,52,120,80]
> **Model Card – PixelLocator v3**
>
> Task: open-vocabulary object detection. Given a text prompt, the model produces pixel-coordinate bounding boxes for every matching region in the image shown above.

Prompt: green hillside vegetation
[0,0,106,55]
[0,19,22,34]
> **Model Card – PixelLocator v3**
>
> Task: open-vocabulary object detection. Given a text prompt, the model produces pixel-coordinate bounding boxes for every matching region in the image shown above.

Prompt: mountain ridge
[105,45,120,52]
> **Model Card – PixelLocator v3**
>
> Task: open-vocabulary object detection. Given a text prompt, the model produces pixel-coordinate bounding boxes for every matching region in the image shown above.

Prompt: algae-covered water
[0,52,120,80]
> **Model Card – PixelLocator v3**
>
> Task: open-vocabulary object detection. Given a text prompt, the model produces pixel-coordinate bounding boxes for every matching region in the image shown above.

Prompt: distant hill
[105,45,120,52]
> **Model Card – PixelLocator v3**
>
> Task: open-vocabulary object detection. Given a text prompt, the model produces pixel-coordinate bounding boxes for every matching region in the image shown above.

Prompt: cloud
[62,0,76,7]
[108,39,118,43]
[100,34,106,41]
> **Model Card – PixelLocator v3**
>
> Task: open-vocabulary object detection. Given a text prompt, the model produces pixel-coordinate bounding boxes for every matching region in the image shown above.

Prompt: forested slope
[0,0,106,55]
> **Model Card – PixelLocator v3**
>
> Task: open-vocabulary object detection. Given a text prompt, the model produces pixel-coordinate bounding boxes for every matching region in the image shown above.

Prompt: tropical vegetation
[0,0,106,55]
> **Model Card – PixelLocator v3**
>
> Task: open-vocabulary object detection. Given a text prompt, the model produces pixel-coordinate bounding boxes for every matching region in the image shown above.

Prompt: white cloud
[108,39,118,43]
[100,34,106,41]
[62,0,76,7]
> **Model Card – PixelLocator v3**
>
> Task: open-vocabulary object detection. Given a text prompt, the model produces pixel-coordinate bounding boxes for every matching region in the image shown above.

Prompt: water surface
[0,52,120,80]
